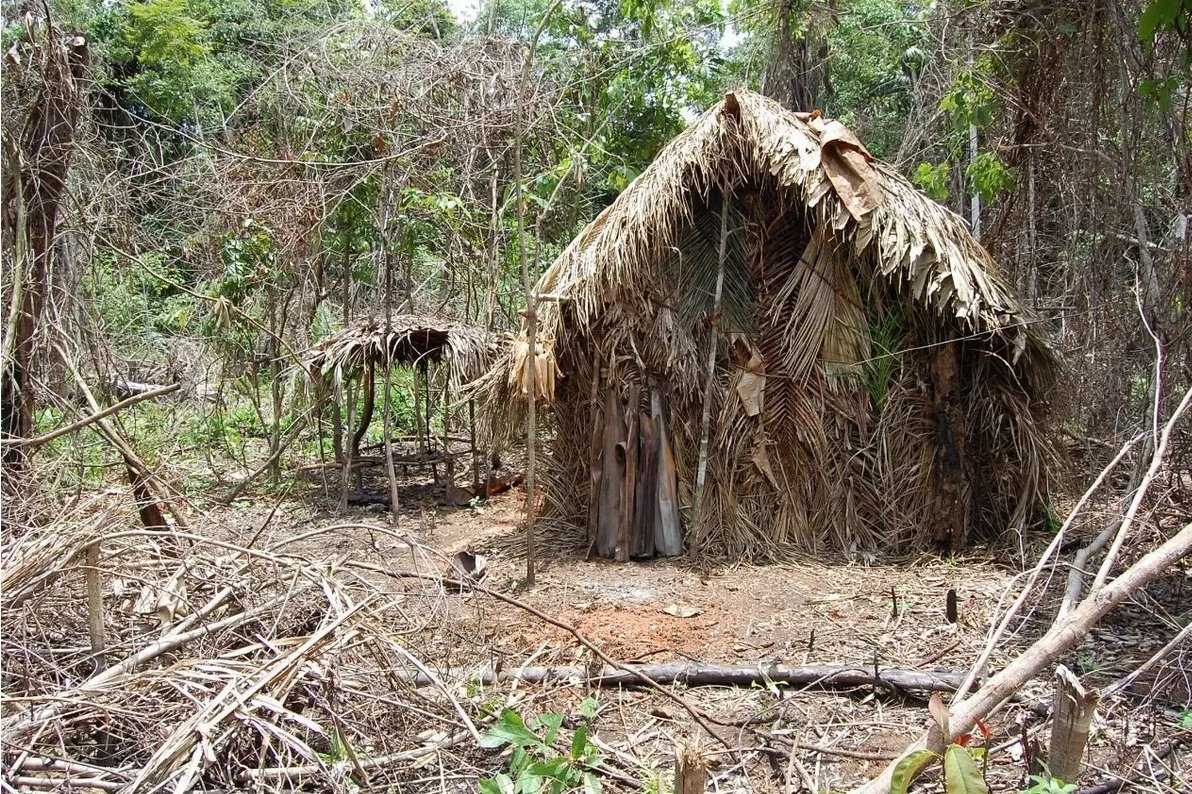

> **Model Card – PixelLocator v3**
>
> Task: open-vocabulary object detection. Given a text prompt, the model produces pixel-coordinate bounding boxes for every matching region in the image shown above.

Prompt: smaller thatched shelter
[305,316,494,387]
[304,316,497,489]
[478,90,1058,560]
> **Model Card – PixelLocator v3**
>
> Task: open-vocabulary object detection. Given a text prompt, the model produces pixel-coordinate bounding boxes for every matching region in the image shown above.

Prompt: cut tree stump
[1048,665,1098,783]
[412,662,969,693]
[675,744,708,794]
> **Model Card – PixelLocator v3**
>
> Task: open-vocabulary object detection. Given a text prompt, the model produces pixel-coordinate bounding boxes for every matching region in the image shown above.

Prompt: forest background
[2,0,1188,492]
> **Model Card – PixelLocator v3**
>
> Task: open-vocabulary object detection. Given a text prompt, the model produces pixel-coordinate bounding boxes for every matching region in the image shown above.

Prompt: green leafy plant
[1041,502,1063,535]
[479,698,602,794]
[1021,772,1077,794]
[1073,648,1102,675]
[940,68,998,130]
[913,161,952,202]
[965,151,1016,202]
[891,695,992,794]
[863,306,905,412]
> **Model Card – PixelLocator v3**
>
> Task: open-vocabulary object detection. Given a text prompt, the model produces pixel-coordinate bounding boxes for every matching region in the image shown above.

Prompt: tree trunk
[2,29,89,467]
[411,662,971,693]
[761,1,829,112]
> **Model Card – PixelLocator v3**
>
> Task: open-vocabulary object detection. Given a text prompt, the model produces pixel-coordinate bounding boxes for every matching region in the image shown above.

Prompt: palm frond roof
[533,89,1052,382]
[304,315,496,392]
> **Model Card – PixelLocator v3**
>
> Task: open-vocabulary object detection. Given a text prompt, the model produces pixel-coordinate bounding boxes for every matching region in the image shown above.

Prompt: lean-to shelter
[477,90,1057,560]
[304,316,496,495]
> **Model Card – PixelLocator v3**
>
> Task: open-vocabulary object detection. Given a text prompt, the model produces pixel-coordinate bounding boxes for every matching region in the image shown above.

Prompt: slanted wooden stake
[511,0,562,587]
[692,191,731,530]
[441,364,454,504]
[1048,665,1098,783]
[381,175,401,527]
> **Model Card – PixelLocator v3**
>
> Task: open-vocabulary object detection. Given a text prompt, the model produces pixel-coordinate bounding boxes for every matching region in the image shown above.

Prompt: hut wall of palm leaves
[478,90,1057,560]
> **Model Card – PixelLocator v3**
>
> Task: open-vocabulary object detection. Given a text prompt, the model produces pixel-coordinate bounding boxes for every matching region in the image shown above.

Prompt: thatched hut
[304,316,497,490]
[479,90,1057,560]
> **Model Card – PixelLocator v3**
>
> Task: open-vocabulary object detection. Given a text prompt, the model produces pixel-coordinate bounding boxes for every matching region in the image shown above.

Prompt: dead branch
[410,662,969,694]
[953,430,1146,701]
[3,382,180,450]
[239,731,469,782]
[851,520,1192,794]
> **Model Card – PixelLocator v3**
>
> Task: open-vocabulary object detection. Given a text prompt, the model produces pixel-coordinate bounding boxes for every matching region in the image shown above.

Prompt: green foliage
[965,151,1016,202]
[480,698,602,794]
[943,743,988,794]
[892,697,990,794]
[363,378,419,444]
[1138,0,1190,48]
[483,0,729,202]
[84,252,198,358]
[100,0,237,124]
[892,749,938,794]
[90,0,360,126]
[202,221,284,364]
[1137,76,1180,110]
[864,307,905,413]
[822,0,924,157]
[1021,773,1077,794]
[1041,502,1063,535]
[913,161,952,202]
[891,743,989,794]
[375,0,457,38]
[30,408,109,488]
[1073,648,1101,675]
[941,68,998,131]
[180,403,266,450]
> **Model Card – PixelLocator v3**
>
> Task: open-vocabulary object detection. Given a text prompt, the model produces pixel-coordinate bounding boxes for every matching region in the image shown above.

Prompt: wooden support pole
[692,191,730,531]
[441,363,454,504]
[617,384,640,561]
[586,367,603,552]
[85,541,105,671]
[468,399,479,489]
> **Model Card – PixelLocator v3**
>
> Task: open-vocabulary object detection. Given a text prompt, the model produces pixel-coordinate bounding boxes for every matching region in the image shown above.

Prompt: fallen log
[413,662,968,693]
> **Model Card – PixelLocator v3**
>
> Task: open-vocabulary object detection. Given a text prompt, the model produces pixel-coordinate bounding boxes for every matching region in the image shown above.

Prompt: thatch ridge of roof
[530,89,1054,388]
[303,315,496,391]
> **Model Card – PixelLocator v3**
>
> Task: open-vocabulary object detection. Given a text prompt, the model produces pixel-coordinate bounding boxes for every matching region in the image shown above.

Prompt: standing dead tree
[1,17,89,469]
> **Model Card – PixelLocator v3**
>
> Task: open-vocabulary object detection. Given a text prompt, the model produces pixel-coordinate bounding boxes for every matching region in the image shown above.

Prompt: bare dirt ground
[183,467,1189,794]
[4,451,1187,793]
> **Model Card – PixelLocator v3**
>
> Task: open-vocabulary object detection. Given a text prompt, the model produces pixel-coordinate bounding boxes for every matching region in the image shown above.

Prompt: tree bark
[675,745,708,794]
[929,332,969,549]
[1048,665,1098,783]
